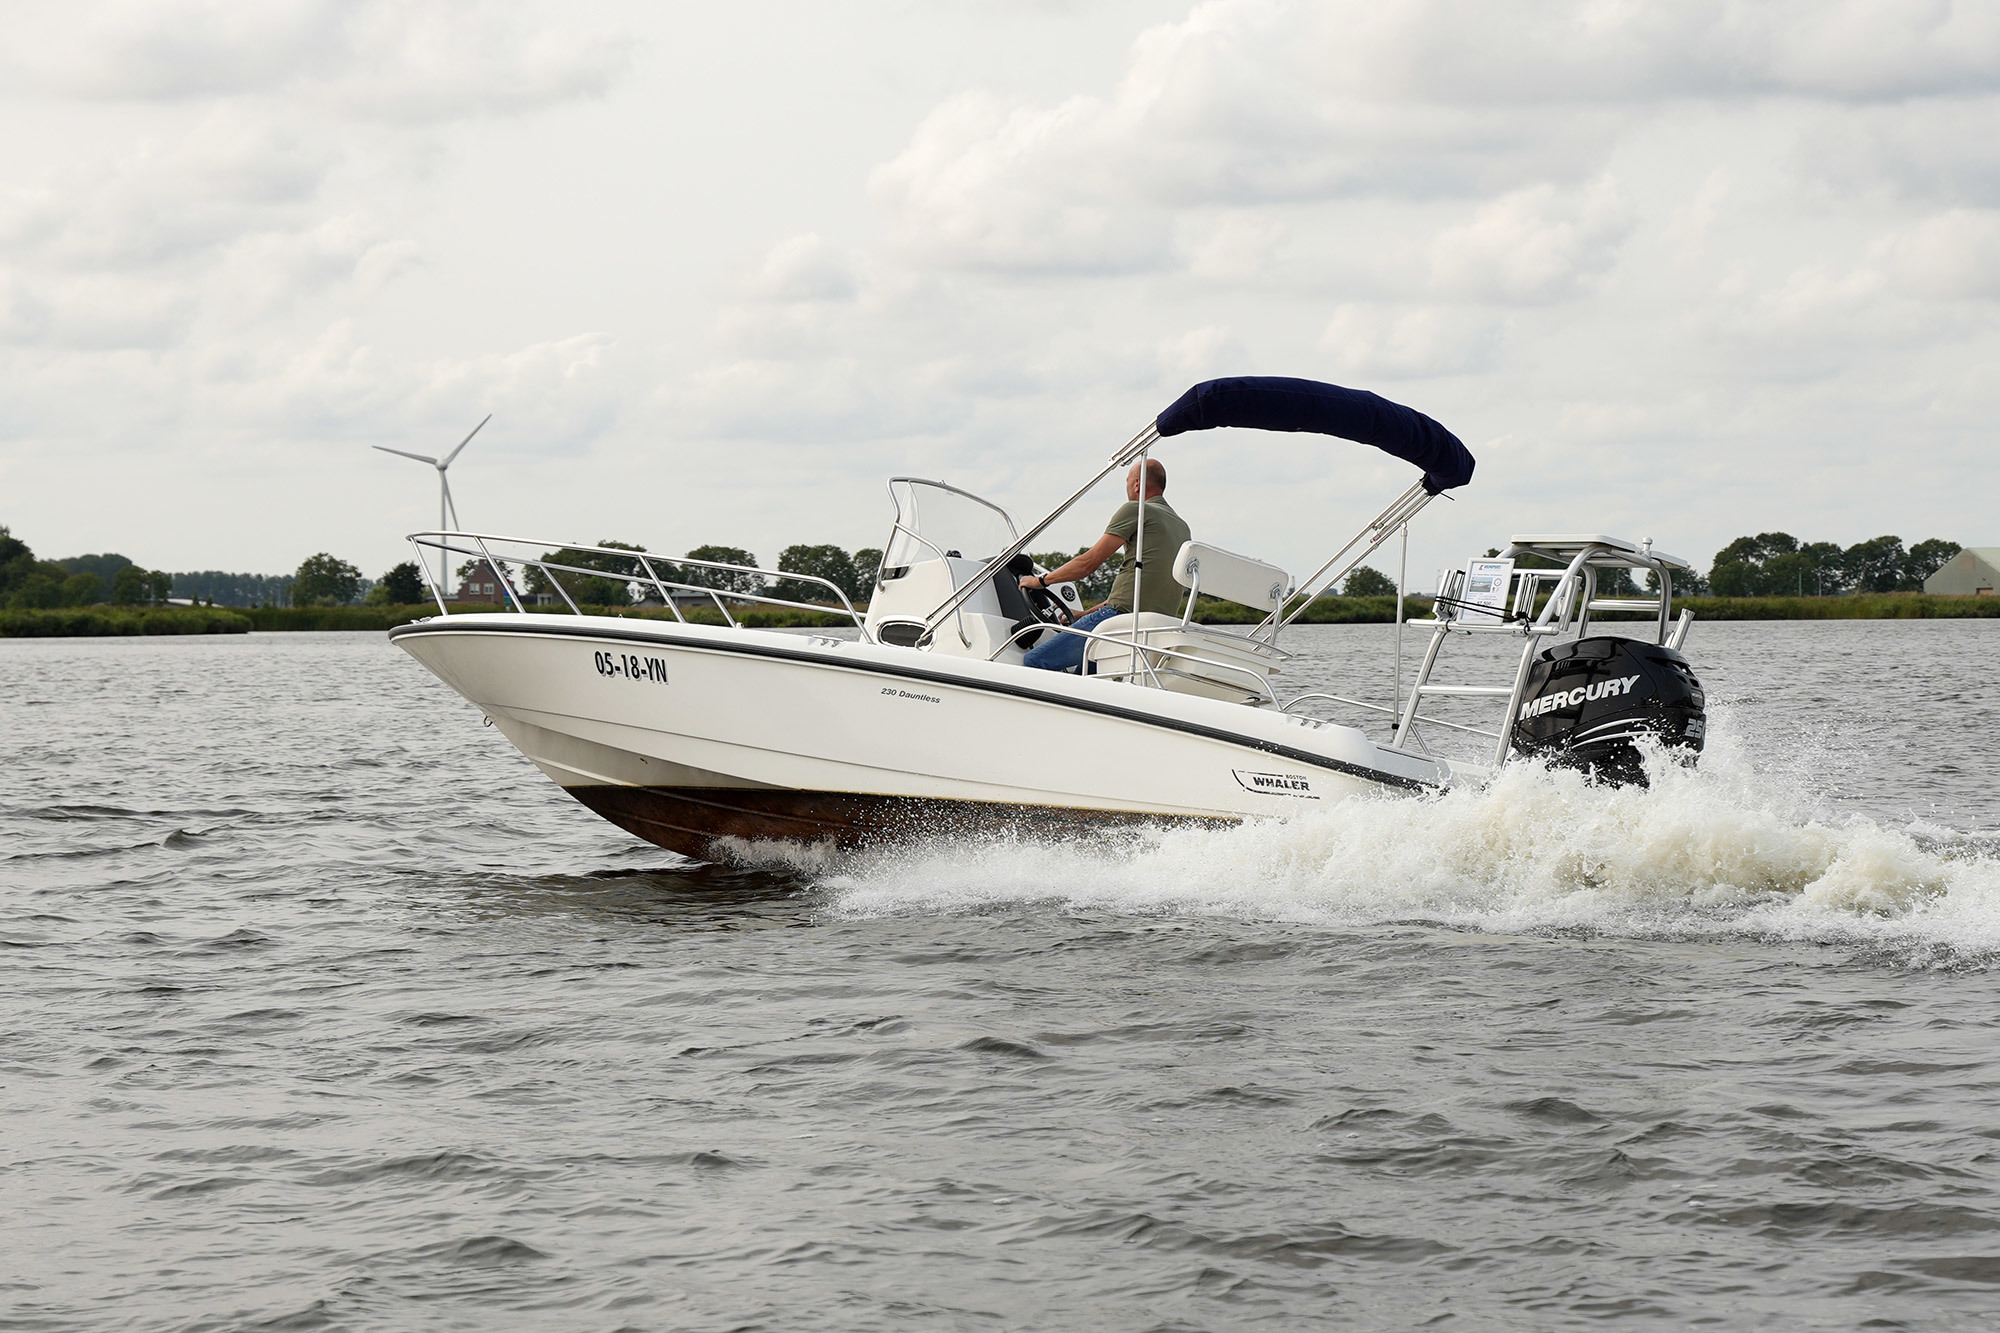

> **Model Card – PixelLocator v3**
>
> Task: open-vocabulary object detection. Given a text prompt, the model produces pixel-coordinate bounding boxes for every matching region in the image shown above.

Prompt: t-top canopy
[1155,376,1475,494]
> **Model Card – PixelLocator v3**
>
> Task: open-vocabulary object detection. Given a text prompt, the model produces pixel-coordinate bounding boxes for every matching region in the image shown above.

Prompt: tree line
[362,530,1973,607]
[1705,533,1959,597]
[0,528,176,609]
[5,518,1970,615]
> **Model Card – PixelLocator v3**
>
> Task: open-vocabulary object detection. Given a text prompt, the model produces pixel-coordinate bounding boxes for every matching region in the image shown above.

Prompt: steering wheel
[1023,579,1076,626]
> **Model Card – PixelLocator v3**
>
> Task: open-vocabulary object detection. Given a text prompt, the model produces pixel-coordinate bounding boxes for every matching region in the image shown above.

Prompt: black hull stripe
[389,618,1433,792]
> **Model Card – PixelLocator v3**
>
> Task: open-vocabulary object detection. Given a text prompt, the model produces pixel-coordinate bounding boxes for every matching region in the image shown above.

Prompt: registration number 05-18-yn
[593,650,668,684]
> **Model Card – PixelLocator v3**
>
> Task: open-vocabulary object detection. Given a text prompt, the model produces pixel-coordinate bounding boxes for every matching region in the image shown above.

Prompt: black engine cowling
[1511,636,1706,785]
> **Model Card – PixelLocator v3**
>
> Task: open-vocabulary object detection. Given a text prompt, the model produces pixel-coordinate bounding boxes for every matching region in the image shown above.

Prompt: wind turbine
[374,414,490,598]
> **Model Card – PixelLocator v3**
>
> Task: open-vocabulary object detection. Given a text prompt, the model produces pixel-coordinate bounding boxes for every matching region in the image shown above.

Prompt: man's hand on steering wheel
[1018,574,1075,625]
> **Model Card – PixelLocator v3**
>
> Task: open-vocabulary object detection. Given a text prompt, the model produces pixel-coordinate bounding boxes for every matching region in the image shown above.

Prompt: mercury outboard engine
[1511,636,1706,785]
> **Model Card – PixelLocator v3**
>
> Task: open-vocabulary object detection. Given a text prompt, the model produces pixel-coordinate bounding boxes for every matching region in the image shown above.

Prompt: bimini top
[1156,376,1475,494]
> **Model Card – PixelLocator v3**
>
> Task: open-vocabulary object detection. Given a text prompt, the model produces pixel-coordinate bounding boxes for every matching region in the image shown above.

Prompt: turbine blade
[442,475,461,530]
[373,445,439,465]
[442,413,491,468]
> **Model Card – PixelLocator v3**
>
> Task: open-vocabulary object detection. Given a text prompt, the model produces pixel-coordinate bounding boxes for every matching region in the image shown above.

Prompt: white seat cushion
[1172,541,1293,612]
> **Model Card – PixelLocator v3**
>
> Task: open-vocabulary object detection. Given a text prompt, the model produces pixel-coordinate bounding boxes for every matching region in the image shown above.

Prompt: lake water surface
[4,621,1999,1330]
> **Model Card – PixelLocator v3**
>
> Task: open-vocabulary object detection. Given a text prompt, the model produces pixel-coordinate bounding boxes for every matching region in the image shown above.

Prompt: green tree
[678,545,762,594]
[774,544,862,603]
[1906,539,1960,588]
[0,527,70,608]
[292,553,363,607]
[0,525,31,598]
[525,540,648,606]
[107,566,173,605]
[56,553,132,586]
[851,547,883,593]
[1596,566,1641,597]
[112,565,151,605]
[10,569,67,608]
[369,561,427,605]
[1029,549,1116,603]
[1710,532,1801,596]
[1342,566,1398,597]
[1645,566,1711,596]
[167,571,292,606]
[58,572,102,605]
[1842,535,1908,594]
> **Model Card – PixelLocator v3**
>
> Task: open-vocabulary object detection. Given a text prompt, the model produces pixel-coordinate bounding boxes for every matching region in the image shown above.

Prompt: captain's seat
[1083,541,1294,703]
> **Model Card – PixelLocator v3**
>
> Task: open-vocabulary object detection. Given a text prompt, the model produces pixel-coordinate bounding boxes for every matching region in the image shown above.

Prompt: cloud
[1796,100,2000,207]
[4,0,1995,583]
[184,325,624,455]
[12,0,634,122]
[1158,325,1248,381]
[1881,209,2000,298]
[747,234,858,304]
[1290,0,2000,103]
[1428,179,1634,303]
[1319,305,1500,378]
[1181,211,1287,282]
[0,109,396,352]
[870,90,1175,275]
[865,0,2000,278]
[0,270,190,350]
[0,111,337,274]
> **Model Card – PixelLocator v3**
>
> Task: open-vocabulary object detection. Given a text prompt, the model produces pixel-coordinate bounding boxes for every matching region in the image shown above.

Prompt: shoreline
[5,592,1996,637]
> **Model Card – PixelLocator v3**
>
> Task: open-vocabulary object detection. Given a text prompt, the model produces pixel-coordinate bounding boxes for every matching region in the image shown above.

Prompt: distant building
[1925,548,1999,596]
[454,560,515,604]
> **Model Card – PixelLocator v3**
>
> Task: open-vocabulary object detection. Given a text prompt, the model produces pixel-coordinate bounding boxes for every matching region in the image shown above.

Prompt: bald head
[1124,458,1167,500]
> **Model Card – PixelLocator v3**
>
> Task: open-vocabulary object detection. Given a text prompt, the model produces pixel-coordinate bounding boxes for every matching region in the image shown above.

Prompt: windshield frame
[882,477,1020,572]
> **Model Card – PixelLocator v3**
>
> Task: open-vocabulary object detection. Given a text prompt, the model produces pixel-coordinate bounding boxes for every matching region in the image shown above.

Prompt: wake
[736,715,2000,960]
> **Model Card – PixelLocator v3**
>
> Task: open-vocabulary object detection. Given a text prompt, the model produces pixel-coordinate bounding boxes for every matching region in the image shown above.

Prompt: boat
[389,377,1708,861]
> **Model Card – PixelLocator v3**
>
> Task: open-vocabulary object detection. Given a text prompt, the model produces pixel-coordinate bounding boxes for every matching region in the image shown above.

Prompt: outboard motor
[1511,636,1706,785]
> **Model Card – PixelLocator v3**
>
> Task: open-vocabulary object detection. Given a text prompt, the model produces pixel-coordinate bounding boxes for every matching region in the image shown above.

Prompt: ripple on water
[1,625,1999,1329]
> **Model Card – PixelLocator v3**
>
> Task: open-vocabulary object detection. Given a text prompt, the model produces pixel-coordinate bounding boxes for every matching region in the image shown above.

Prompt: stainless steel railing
[405,531,870,637]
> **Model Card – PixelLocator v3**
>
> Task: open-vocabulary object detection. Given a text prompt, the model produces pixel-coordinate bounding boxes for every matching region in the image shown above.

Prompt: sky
[2,0,1995,587]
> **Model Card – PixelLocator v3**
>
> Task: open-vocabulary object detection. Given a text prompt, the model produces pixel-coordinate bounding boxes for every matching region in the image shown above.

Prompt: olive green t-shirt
[1103,498,1191,615]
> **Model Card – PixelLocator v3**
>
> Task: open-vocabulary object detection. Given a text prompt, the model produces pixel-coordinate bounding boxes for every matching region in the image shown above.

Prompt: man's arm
[1022,532,1123,593]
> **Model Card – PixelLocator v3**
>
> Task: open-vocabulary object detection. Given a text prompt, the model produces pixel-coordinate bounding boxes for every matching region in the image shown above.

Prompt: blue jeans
[1022,605,1122,672]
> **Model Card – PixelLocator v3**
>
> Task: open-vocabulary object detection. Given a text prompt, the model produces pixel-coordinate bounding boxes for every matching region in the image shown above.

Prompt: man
[1019,458,1190,672]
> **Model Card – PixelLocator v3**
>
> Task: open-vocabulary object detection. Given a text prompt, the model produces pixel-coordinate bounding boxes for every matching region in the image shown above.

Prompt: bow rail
[404,531,869,635]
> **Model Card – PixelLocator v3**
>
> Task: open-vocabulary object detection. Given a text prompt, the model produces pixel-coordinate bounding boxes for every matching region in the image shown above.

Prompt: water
[4,621,1999,1330]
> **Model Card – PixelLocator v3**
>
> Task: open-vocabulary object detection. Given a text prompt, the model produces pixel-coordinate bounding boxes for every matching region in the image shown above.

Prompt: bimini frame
[917,377,1475,656]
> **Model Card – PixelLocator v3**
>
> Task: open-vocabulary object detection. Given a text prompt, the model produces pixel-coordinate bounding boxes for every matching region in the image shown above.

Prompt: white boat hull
[390,614,1448,859]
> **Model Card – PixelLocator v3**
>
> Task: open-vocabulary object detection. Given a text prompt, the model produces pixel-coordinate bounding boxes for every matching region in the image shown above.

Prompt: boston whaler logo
[1232,770,1318,799]
[1519,674,1641,721]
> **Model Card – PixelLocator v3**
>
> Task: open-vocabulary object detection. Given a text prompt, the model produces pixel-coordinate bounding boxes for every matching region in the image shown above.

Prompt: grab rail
[404,531,870,638]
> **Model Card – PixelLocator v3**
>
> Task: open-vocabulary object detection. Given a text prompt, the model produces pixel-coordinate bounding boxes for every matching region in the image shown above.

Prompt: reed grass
[239,605,436,631]
[0,606,253,637]
[19,591,1984,638]
[1675,594,2000,620]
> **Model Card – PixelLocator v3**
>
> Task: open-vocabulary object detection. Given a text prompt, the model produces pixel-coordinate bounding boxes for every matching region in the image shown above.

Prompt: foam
[795,713,2000,963]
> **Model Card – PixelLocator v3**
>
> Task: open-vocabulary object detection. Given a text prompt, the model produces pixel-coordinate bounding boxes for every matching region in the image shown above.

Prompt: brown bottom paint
[565,785,1231,862]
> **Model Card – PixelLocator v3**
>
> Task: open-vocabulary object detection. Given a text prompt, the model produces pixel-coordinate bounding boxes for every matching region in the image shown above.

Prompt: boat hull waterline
[389,615,1450,860]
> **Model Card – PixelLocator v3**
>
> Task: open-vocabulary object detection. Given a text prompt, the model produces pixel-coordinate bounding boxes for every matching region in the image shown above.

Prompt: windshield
[881,479,1018,572]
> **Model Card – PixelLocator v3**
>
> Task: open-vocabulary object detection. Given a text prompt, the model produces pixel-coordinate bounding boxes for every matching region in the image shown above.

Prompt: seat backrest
[1172,541,1293,612]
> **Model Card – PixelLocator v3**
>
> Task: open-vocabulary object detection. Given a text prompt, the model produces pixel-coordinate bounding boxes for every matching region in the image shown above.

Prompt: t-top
[1103,498,1191,615]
